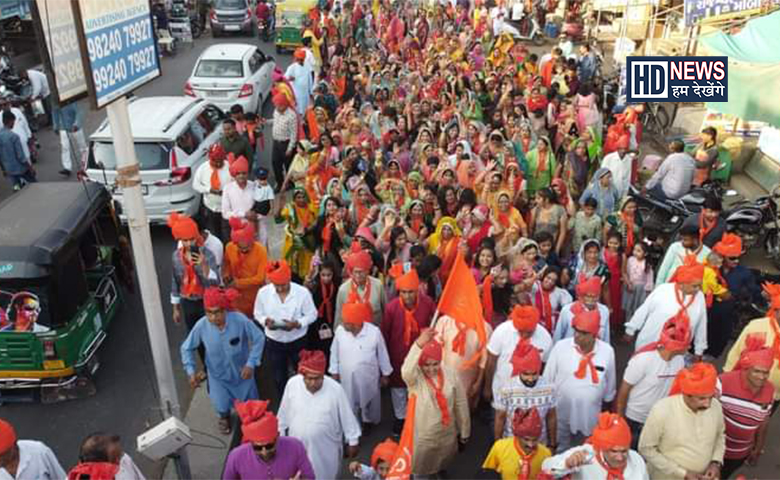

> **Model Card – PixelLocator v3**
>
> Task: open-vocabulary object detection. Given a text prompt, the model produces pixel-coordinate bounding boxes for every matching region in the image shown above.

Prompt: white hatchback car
[84,96,226,224]
[185,43,275,114]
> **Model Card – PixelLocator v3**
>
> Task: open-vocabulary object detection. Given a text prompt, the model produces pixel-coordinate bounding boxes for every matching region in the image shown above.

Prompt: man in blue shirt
[0,111,35,191]
[577,44,597,84]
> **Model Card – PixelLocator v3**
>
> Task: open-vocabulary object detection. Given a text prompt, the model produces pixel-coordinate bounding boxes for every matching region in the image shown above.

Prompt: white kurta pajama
[624,282,708,355]
[278,375,362,480]
[542,444,650,480]
[487,323,553,407]
[542,338,617,451]
[553,302,611,344]
[328,323,393,424]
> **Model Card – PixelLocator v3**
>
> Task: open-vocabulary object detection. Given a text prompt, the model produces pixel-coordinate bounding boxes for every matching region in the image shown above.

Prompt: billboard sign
[71,0,160,109]
[684,0,780,26]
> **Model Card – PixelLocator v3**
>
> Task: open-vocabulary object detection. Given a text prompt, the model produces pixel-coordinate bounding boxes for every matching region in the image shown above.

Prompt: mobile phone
[190,245,201,256]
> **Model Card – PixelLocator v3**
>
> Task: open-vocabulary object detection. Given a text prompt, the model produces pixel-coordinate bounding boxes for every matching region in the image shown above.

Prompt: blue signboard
[71,0,160,108]
[684,0,780,26]
[626,56,728,103]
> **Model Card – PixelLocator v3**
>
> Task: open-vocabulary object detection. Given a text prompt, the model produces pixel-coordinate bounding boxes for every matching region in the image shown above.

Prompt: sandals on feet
[218,416,231,435]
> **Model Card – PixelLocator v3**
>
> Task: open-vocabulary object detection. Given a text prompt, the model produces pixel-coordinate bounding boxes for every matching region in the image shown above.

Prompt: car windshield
[194,59,244,78]
[215,0,246,9]
[89,142,169,171]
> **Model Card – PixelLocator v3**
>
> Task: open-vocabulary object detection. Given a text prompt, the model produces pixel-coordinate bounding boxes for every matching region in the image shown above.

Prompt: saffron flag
[386,394,416,480]
[437,251,488,368]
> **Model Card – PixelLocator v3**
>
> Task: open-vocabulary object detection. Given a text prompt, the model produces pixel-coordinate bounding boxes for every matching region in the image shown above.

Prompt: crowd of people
[2,0,779,479]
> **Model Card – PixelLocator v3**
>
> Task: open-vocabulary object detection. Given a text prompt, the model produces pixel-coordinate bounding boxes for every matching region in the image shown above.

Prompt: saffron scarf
[322,219,334,254]
[574,345,599,384]
[348,278,372,305]
[318,282,335,325]
[514,440,536,480]
[595,450,626,480]
[209,163,222,191]
[179,250,204,298]
[401,300,420,347]
[535,285,554,333]
[482,274,494,323]
[699,214,716,245]
[424,370,451,426]
[621,212,635,251]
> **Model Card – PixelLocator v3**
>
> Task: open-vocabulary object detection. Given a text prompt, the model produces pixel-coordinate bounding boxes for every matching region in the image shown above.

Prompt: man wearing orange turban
[193,142,231,242]
[483,407,552,480]
[347,438,398,479]
[542,412,649,479]
[277,349,362,480]
[617,313,691,448]
[285,44,313,116]
[485,304,552,422]
[639,362,725,480]
[555,276,610,343]
[625,251,708,359]
[493,339,557,449]
[0,418,66,479]
[253,259,317,399]
[226,403,316,479]
[329,301,392,426]
[718,333,773,478]
[381,267,436,434]
[181,286,264,434]
[336,247,385,326]
[223,218,267,317]
[544,308,617,452]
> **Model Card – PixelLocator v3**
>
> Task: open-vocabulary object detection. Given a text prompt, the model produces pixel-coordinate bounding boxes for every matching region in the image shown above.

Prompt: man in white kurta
[601,147,636,199]
[543,309,616,451]
[285,50,314,116]
[329,302,393,425]
[624,283,707,356]
[485,306,553,407]
[278,350,361,480]
[553,277,610,344]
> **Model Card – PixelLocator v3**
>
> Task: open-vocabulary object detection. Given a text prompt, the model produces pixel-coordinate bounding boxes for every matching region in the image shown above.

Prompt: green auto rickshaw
[0,182,130,403]
[275,0,318,52]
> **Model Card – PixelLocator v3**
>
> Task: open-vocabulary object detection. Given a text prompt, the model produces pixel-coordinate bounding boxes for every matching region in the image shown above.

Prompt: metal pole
[106,96,192,480]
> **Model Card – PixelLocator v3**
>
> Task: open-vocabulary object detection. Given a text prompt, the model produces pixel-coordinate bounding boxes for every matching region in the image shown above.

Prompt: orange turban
[576,276,602,298]
[347,249,373,272]
[342,301,372,325]
[272,93,290,109]
[669,362,718,396]
[713,233,742,258]
[671,255,705,284]
[235,400,279,444]
[294,48,306,60]
[267,261,292,285]
[203,287,239,310]
[67,463,119,480]
[167,212,199,241]
[298,349,327,375]
[418,338,443,365]
[371,439,399,469]
[229,218,256,245]
[659,312,692,353]
[395,269,420,291]
[762,282,780,316]
[229,155,249,177]
[209,143,226,162]
[588,412,631,451]
[573,309,601,336]
[510,305,539,333]
[0,419,16,454]
[511,339,542,376]
[736,333,774,370]
[512,407,542,438]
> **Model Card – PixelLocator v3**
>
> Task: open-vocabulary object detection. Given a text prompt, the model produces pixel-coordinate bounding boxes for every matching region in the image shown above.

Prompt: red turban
[347,249,373,272]
[659,312,692,352]
[669,362,718,396]
[0,419,16,454]
[167,213,199,241]
[209,143,226,162]
[229,155,249,177]
[294,48,306,60]
[203,287,239,310]
[573,309,601,336]
[229,218,256,245]
[587,412,631,451]
[615,135,630,150]
[511,339,542,376]
[395,269,420,291]
[671,255,705,284]
[736,333,774,370]
[342,302,372,325]
[576,276,602,298]
[267,261,292,285]
[371,439,399,469]
[512,407,542,438]
[510,305,539,333]
[418,338,443,365]
[298,349,327,375]
[713,233,743,258]
[242,414,279,444]
[272,93,290,109]
[67,463,119,480]
[235,399,270,425]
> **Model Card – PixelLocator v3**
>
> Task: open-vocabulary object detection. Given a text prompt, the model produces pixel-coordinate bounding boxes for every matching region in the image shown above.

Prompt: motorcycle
[725,185,780,269]
[257,4,276,42]
[503,11,546,46]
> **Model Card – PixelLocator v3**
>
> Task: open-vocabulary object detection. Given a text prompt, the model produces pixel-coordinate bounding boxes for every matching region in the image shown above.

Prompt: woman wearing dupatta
[427,217,462,283]
[525,137,557,195]
[276,188,318,281]
[492,190,527,251]
[313,195,351,271]
[561,139,591,201]
[349,184,375,228]
[405,199,431,243]
[605,197,643,252]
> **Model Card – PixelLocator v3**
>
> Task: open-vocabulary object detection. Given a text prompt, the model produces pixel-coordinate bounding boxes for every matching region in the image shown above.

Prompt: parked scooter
[503,10,546,46]
[725,185,780,269]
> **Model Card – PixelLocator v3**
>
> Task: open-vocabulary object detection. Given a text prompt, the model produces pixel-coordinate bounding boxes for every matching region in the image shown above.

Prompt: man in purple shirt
[223,410,315,479]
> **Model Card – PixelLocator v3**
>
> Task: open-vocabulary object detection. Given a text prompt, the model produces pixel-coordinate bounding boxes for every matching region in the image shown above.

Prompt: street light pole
[106,95,192,479]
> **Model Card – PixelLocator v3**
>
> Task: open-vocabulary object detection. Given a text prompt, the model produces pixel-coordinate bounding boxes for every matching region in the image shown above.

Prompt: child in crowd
[702,251,728,308]
[535,231,561,269]
[568,196,602,256]
[349,439,398,479]
[622,241,654,321]
[252,167,275,248]
[603,229,624,328]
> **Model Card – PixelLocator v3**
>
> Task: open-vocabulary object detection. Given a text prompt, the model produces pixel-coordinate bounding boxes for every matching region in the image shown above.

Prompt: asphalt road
[2,31,780,480]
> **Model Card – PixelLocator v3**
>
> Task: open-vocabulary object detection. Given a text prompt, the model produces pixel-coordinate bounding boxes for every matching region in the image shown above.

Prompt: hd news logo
[626,56,728,103]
